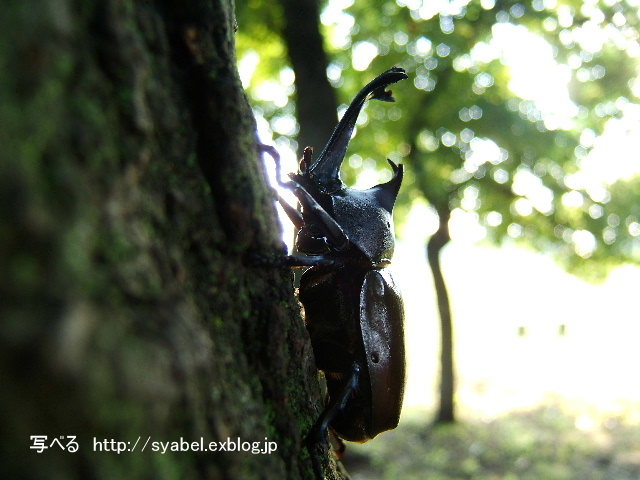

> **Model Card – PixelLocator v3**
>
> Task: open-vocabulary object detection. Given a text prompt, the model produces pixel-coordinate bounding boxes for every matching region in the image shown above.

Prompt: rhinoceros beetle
[263,67,407,470]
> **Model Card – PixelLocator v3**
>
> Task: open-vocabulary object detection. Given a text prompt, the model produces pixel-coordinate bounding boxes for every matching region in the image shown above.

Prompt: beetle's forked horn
[309,67,408,192]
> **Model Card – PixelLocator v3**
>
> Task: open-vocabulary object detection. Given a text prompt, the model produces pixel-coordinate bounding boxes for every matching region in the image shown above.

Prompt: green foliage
[236,0,295,127]
[237,0,640,279]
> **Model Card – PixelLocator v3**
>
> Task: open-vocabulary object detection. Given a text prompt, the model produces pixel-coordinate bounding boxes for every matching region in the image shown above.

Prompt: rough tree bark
[0,1,342,478]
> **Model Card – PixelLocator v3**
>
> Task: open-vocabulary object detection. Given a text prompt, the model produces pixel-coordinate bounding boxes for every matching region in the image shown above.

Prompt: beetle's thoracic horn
[371,160,404,214]
[309,67,408,192]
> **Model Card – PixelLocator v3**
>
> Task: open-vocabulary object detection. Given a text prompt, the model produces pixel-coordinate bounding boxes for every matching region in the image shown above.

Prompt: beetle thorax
[331,188,395,264]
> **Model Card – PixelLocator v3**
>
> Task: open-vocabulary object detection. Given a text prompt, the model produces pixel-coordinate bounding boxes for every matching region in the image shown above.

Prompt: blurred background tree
[236,0,640,424]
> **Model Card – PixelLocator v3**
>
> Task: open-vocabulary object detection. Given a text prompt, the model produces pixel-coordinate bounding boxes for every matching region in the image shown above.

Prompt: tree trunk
[0,1,341,478]
[427,207,456,424]
[279,0,338,154]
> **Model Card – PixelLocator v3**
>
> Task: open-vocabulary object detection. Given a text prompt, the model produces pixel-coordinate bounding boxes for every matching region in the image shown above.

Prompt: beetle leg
[258,142,289,189]
[259,142,308,229]
[258,143,306,229]
[283,255,345,268]
[306,362,360,447]
[276,193,305,230]
[248,253,344,270]
[288,181,350,252]
[306,361,360,480]
[258,142,350,252]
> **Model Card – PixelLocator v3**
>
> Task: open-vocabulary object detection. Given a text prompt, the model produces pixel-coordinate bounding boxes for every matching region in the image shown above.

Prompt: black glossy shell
[300,267,405,442]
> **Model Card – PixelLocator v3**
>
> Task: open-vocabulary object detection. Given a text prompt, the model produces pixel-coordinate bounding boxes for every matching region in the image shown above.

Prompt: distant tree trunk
[279,0,338,154]
[0,1,343,478]
[427,207,456,424]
